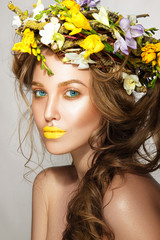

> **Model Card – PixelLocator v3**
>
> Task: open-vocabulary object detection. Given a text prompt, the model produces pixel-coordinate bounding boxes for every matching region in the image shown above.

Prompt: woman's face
[32,51,101,155]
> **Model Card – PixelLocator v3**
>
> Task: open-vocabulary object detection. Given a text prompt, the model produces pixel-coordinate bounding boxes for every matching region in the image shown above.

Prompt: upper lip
[43,126,66,132]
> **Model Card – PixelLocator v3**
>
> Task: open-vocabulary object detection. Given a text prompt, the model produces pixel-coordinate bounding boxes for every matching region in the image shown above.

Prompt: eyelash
[64,89,80,98]
[32,89,80,99]
[32,89,47,98]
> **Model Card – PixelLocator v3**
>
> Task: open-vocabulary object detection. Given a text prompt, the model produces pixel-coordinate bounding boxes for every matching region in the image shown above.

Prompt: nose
[44,95,61,122]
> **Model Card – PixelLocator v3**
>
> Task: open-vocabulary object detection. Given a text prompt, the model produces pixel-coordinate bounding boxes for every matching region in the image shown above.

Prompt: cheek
[63,97,101,133]
[32,100,45,130]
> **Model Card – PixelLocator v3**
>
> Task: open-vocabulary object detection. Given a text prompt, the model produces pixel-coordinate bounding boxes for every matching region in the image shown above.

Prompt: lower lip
[43,131,66,139]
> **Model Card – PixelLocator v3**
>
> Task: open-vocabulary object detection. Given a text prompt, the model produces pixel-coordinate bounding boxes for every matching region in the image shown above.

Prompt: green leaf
[104,41,124,60]
[34,13,44,20]
[148,77,157,88]
[41,61,45,70]
[54,0,61,3]
[145,27,159,36]
[157,73,160,78]
[103,41,114,52]
[136,36,143,48]
[156,65,160,72]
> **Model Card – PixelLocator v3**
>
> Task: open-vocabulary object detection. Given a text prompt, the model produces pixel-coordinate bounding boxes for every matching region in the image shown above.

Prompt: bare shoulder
[34,164,77,189]
[103,173,160,240]
[33,165,78,200]
[103,173,160,207]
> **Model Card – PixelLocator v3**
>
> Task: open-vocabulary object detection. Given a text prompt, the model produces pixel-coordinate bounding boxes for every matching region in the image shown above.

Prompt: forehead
[32,50,91,87]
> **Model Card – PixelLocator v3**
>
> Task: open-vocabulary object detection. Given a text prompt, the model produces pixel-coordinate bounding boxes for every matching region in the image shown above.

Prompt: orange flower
[141,42,160,67]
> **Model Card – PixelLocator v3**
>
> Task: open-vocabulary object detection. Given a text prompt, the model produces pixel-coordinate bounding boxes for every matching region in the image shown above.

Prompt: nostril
[44,98,61,122]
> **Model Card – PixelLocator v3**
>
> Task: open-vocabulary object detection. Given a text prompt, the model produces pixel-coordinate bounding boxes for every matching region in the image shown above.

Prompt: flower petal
[92,6,109,27]
[120,18,130,32]
[64,22,75,31]
[127,14,137,24]
[12,16,21,28]
[126,38,137,49]
[125,29,132,40]
[78,62,89,69]
[65,52,80,60]
[130,24,145,38]
[122,73,141,95]
[113,40,121,54]
[70,27,82,35]
[120,39,129,55]
[88,0,100,8]
[33,4,44,18]
[55,33,65,49]
[65,51,95,69]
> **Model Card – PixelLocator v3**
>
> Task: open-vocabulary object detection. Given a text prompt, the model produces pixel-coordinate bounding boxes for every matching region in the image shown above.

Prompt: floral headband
[8,0,160,95]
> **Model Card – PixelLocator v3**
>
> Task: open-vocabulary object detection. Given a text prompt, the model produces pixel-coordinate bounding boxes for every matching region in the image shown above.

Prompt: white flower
[122,72,142,95]
[23,5,47,23]
[92,6,110,27]
[33,3,48,22]
[64,51,96,69]
[39,18,65,49]
[12,16,21,28]
[33,4,44,17]
[127,14,137,25]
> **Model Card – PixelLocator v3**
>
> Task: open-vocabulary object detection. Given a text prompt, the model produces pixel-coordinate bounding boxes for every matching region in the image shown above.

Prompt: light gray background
[1,0,160,239]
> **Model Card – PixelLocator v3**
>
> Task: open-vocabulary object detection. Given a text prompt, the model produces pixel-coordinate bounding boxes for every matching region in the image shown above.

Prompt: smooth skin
[31,50,160,240]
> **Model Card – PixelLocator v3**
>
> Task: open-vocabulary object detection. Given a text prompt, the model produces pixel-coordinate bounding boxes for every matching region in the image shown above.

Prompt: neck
[71,145,94,181]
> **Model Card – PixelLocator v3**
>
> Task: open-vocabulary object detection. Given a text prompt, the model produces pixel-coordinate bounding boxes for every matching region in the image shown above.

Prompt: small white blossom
[127,14,137,25]
[39,18,64,49]
[92,6,110,27]
[64,51,96,69]
[122,72,142,95]
[32,3,48,22]
[24,1,47,23]
[12,16,21,28]
[33,4,44,17]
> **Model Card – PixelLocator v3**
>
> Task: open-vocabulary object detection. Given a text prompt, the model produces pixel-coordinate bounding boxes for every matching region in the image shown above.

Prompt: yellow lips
[43,126,66,139]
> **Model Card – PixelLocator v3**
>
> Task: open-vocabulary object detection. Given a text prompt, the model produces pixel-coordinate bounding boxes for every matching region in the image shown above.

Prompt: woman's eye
[33,90,47,97]
[64,90,80,98]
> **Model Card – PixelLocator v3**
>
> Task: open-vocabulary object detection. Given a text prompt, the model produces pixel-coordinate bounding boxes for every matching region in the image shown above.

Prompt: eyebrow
[31,79,87,88]
[31,81,44,87]
[58,79,87,88]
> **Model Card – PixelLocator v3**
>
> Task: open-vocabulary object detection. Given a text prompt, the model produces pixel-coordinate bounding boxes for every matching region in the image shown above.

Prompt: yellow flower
[12,28,37,54]
[141,51,156,64]
[141,43,159,64]
[32,48,38,56]
[154,42,160,52]
[60,1,80,20]
[141,42,160,69]
[157,52,160,67]
[62,0,80,10]
[152,60,157,67]
[79,35,104,58]
[63,10,91,35]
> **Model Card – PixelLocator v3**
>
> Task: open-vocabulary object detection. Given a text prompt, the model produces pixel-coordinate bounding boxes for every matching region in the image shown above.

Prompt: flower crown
[9,0,160,95]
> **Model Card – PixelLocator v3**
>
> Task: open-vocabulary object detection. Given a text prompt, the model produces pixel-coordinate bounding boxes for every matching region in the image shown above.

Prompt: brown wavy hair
[12,50,160,240]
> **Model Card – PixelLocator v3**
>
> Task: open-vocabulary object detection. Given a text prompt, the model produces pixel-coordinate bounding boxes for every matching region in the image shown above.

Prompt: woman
[9,0,160,239]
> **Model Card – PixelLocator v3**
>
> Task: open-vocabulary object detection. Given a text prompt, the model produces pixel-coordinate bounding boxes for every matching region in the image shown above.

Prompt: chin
[44,140,71,155]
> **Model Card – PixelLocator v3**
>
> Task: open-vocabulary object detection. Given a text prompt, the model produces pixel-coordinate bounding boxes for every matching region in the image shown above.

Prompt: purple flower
[120,18,145,38]
[120,18,145,50]
[114,18,145,55]
[76,0,100,8]
[113,30,129,55]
